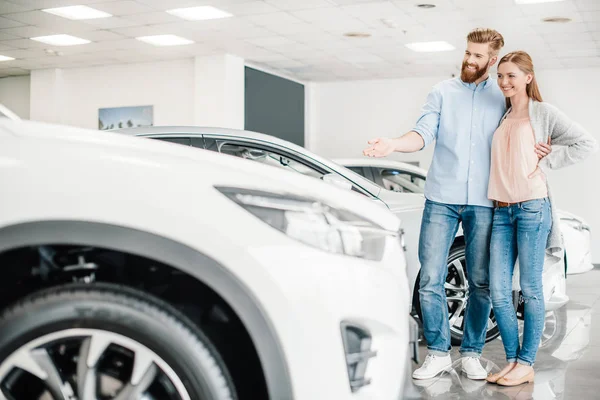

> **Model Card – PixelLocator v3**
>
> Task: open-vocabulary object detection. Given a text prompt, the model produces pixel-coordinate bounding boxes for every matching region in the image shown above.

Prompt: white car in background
[559,211,594,275]
[0,117,415,400]
[338,157,571,315]
[116,126,568,345]
[336,158,594,275]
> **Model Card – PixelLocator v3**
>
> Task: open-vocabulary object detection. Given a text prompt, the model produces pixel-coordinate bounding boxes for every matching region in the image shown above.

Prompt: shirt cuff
[411,128,432,150]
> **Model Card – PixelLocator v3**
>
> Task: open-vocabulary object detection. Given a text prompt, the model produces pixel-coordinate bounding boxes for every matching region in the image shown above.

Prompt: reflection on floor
[407,266,600,399]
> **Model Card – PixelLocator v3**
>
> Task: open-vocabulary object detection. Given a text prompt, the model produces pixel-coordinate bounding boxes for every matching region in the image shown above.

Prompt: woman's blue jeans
[489,198,552,366]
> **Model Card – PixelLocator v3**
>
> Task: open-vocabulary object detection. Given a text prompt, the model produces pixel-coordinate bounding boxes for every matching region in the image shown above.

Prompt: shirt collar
[460,74,493,91]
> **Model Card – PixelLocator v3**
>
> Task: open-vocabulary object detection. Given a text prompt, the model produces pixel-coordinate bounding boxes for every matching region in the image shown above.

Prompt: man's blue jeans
[490,198,551,366]
[418,200,493,357]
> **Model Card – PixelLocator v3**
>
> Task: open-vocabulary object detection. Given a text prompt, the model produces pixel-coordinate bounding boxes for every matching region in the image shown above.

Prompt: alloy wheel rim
[446,255,497,338]
[0,328,191,400]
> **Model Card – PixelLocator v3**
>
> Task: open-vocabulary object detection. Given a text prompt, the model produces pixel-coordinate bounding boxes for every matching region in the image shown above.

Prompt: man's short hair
[467,28,504,56]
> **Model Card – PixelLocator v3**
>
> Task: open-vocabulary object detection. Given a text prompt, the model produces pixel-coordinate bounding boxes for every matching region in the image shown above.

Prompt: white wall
[194,54,244,129]
[0,75,30,119]
[31,59,196,129]
[29,55,249,130]
[309,68,600,263]
[307,75,447,168]
[535,69,600,265]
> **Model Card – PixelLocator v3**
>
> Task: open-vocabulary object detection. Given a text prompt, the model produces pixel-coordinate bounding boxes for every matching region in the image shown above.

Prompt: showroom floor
[407,266,600,400]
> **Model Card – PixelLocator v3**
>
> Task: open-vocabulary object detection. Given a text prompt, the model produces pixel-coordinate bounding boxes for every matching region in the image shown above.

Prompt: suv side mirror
[321,173,353,191]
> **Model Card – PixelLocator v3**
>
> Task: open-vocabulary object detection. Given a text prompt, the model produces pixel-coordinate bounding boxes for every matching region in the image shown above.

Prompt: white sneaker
[461,356,487,380]
[412,354,452,380]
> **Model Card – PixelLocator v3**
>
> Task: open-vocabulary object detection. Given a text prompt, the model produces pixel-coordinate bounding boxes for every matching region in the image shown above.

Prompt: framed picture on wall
[98,105,153,130]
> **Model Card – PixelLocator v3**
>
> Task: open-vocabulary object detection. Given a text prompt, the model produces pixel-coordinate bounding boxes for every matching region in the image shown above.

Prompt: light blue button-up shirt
[413,76,506,207]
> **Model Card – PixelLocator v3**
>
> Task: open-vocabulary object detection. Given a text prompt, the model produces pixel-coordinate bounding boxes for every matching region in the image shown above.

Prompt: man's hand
[363,137,396,158]
[535,137,552,160]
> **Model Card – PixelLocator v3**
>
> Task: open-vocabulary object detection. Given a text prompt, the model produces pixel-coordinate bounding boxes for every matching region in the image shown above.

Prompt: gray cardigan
[499,99,598,260]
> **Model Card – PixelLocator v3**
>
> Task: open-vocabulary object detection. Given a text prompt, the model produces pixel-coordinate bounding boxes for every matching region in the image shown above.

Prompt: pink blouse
[488,117,548,203]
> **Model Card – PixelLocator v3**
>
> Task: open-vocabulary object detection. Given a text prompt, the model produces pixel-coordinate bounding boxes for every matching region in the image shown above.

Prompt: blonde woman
[486,51,597,386]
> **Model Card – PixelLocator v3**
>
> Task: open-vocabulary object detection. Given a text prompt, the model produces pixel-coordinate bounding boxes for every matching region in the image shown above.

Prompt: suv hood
[0,118,402,233]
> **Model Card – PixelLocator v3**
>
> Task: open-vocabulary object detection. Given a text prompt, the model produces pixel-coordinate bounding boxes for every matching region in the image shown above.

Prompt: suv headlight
[217,187,398,261]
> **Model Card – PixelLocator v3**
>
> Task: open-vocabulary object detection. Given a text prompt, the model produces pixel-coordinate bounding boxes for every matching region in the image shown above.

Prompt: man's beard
[461,60,487,83]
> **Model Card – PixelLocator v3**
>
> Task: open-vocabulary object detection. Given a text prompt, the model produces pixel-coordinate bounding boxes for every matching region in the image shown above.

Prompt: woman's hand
[535,137,552,160]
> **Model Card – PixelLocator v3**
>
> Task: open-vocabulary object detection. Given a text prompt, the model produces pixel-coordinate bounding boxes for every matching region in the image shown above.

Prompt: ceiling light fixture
[42,5,112,20]
[405,41,455,52]
[514,0,565,4]
[136,34,194,46]
[416,4,437,8]
[542,16,572,22]
[0,55,15,62]
[30,34,91,46]
[166,6,233,21]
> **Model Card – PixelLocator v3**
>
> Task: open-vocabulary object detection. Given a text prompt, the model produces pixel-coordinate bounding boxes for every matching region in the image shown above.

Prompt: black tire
[413,242,500,346]
[0,283,237,400]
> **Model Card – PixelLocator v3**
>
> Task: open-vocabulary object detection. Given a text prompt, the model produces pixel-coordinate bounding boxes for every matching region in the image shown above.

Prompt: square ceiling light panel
[42,5,112,20]
[136,34,194,46]
[30,34,91,46]
[166,6,233,21]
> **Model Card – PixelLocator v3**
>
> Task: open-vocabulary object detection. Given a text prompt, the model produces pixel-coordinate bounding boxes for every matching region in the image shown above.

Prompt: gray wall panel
[245,67,305,147]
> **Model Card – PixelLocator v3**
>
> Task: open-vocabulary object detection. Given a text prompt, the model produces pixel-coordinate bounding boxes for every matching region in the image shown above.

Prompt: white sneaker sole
[412,364,453,380]
[461,368,487,380]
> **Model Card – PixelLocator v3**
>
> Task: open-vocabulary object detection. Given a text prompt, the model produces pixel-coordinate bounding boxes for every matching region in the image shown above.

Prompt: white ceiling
[0,0,598,81]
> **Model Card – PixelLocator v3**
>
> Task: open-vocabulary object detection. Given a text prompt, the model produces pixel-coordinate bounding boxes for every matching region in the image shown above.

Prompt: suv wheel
[413,243,500,345]
[0,283,236,400]
[445,244,499,345]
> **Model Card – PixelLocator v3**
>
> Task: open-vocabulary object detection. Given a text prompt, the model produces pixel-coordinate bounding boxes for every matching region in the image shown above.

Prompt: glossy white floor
[406,266,600,400]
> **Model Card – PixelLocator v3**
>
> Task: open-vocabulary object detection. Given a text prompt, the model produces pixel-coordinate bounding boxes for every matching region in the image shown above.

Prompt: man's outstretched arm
[363,131,425,157]
[363,86,441,157]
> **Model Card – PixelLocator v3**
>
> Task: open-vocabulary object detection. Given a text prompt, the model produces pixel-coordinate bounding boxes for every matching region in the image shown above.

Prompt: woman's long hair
[498,51,543,109]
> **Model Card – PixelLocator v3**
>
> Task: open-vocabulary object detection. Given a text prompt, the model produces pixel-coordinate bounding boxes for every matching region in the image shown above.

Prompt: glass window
[152,137,191,146]
[211,140,373,198]
[219,143,325,179]
[379,169,426,193]
[347,167,367,177]
[190,137,205,148]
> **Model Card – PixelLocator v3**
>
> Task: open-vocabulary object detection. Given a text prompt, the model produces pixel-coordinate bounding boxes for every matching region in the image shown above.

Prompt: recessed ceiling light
[30,34,91,46]
[514,0,565,4]
[136,34,194,46]
[0,55,15,62]
[344,32,371,38]
[416,4,436,8]
[42,5,112,20]
[542,16,572,22]
[166,6,233,21]
[405,41,455,52]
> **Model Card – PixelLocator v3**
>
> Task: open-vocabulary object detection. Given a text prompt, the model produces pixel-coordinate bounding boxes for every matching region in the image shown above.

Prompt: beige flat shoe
[497,371,535,386]
[486,363,517,384]
[486,372,504,384]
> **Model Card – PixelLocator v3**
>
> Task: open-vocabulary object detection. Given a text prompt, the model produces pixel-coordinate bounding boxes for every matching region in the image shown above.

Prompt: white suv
[0,118,414,400]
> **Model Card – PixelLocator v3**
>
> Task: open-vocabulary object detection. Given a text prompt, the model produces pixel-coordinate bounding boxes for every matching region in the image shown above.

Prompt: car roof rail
[0,104,21,121]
